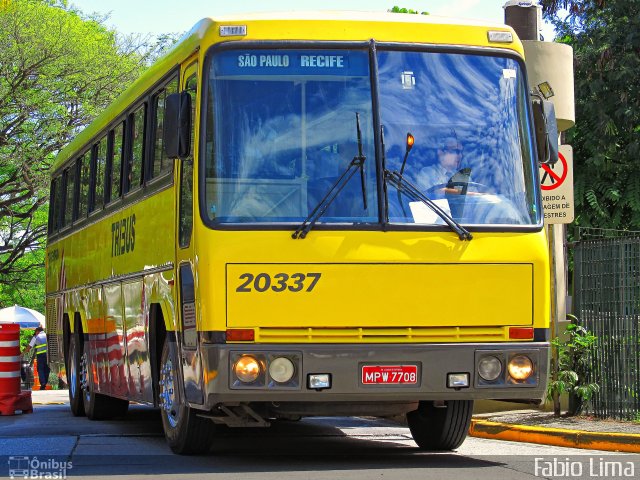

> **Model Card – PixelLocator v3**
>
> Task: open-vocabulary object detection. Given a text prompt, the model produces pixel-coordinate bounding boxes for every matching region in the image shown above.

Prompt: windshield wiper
[384,169,473,241]
[292,113,367,239]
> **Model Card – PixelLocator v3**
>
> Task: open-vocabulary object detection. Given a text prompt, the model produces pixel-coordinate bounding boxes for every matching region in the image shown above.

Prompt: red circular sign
[540,152,568,191]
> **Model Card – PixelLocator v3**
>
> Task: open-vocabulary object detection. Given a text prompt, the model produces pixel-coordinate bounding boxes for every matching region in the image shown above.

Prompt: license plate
[361,365,418,385]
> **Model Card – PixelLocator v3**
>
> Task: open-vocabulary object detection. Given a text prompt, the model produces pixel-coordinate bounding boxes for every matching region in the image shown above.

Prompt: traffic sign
[541,152,568,191]
[539,145,574,224]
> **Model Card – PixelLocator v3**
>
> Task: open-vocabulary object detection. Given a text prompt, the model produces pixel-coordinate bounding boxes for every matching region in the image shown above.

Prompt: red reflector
[226,329,255,341]
[509,327,534,340]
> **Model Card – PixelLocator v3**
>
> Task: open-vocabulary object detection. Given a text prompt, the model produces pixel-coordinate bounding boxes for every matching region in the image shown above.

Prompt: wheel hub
[80,351,89,399]
[69,343,77,397]
[159,357,180,427]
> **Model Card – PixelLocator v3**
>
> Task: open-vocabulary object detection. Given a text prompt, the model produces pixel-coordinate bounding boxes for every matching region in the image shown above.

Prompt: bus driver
[416,136,465,195]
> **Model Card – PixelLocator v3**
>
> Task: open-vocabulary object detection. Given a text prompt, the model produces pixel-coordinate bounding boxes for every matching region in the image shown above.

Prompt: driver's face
[438,148,462,171]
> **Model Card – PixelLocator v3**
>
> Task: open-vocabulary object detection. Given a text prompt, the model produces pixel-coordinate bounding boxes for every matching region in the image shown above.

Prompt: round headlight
[478,355,502,381]
[269,357,295,383]
[508,355,534,381]
[234,355,261,383]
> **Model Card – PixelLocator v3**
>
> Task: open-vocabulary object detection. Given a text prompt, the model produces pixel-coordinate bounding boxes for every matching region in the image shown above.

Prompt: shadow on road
[2,403,508,477]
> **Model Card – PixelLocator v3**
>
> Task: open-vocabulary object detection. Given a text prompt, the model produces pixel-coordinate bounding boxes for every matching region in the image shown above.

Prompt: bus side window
[179,73,197,248]
[63,165,75,227]
[90,136,107,212]
[151,77,179,179]
[77,153,90,219]
[48,176,59,234]
[126,104,146,193]
[108,121,125,203]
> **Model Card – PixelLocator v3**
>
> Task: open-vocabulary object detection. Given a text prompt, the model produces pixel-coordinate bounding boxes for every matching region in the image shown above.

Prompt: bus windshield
[204,49,378,224]
[203,47,540,227]
[379,50,538,226]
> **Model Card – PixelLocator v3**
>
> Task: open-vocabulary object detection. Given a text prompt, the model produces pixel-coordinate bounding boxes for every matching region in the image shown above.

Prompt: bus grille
[254,326,509,343]
[45,298,60,360]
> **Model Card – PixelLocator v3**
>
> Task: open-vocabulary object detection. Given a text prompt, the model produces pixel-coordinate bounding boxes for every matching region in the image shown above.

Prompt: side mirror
[163,91,192,159]
[531,96,558,165]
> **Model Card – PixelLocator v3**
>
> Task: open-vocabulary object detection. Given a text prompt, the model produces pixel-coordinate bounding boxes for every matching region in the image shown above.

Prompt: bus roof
[209,10,507,28]
[52,11,521,173]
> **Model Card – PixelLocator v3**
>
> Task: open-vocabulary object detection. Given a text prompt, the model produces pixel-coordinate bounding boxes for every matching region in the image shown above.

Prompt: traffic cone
[0,323,32,415]
[32,357,40,390]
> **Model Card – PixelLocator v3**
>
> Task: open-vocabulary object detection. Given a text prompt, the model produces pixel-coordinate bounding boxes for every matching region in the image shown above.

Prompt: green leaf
[0,0,155,296]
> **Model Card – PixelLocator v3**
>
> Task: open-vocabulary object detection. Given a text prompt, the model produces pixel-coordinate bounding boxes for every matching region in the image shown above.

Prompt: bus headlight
[508,355,534,381]
[478,355,502,382]
[269,357,295,383]
[234,355,262,383]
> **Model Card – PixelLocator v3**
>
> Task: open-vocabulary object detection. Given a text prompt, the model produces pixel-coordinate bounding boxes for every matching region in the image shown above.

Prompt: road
[1,400,638,479]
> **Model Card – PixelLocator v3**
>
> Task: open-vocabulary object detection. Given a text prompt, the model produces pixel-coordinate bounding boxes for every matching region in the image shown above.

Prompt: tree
[540,0,640,229]
[540,0,606,18]
[0,0,148,308]
[0,209,46,312]
[388,6,429,15]
[143,32,184,65]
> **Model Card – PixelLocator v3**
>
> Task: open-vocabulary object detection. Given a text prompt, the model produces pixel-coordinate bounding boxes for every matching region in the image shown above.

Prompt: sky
[68,0,555,39]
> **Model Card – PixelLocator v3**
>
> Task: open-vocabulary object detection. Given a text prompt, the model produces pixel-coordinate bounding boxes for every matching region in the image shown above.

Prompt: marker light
[308,374,331,390]
[447,373,470,388]
[219,25,247,37]
[234,355,261,383]
[400,132,416,176]
[509,327,534,340]
[488,31,513,43]
[269,357,295,383]
[227,329,255,341]
[508,355,534,381]
[478,355,502,382]
[406,133,415,152]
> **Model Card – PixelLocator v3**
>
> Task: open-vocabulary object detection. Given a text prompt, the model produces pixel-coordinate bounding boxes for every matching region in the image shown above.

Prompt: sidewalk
[30,389,68,405]
[470,409,640,453]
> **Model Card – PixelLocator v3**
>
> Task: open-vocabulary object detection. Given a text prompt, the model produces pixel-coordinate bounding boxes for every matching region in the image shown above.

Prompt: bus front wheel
[159,336,215,454]
[406,400,473,451]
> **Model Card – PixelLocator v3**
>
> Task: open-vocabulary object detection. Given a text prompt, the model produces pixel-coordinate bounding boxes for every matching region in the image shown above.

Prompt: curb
[469,419,640,453]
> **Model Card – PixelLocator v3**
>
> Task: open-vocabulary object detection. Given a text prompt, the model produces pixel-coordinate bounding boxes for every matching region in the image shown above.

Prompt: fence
[574,228,640,419]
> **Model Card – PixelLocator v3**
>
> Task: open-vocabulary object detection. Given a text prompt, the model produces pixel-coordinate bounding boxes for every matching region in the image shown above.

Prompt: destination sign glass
[212,49,370,77]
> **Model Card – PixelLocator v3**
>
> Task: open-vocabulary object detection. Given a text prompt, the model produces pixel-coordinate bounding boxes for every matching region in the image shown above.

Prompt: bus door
[175,56,203,405]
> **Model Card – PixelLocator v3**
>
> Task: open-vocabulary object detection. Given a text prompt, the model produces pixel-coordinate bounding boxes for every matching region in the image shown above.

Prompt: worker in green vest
[23,326,50,390]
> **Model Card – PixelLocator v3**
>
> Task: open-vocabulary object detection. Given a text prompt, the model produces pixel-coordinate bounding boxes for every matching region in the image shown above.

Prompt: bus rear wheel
[159,336,215,454]
[406,400,473,451]
[67,333,85,417]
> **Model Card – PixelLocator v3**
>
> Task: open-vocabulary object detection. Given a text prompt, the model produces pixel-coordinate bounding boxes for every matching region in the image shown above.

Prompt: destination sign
[213,50,369,77]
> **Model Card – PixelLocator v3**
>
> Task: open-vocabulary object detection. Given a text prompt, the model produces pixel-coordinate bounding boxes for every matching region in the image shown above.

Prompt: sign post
[539,145,574,224]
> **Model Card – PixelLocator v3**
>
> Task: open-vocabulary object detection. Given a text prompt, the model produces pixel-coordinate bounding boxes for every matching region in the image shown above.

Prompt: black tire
[406,400,473,451]
[159,336,215,454]
[81,348,129,420]
[67,333,85,417]
[84,390,129,420]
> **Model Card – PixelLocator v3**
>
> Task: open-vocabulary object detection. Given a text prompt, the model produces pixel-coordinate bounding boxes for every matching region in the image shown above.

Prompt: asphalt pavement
[21,391,640,453]
[0,390,638,479]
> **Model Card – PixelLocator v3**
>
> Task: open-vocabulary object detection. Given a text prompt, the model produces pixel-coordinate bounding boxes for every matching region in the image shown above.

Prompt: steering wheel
[427,181,491,196]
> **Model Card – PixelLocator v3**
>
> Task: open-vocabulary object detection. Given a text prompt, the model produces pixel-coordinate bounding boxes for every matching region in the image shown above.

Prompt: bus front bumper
[193,342,549,410]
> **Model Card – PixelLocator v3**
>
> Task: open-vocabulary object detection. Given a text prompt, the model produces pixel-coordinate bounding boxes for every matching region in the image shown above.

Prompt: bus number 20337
[235,272,322,293]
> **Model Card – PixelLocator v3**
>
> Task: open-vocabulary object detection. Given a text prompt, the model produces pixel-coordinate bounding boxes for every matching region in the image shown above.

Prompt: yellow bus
[46,11,555,454]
